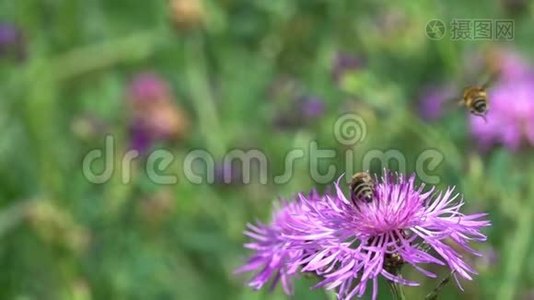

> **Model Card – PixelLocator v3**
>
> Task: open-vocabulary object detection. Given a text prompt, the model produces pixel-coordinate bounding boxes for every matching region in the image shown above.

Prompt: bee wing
[481,71,501,89]
[442,96,463,107]
[438,96,464,115]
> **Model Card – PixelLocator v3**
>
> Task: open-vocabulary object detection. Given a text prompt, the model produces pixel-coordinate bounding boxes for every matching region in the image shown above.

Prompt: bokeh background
[1,0,533,299]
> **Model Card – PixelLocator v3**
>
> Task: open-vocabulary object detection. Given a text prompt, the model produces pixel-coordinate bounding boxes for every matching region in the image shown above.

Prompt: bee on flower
[237,171,490,300]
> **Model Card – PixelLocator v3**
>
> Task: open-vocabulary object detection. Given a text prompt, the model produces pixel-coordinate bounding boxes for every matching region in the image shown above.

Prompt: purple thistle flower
[235,201,305,294]
[238,172,490,300]
[236,190,327,294]
[285,173,490,300]
[470,50,534,151]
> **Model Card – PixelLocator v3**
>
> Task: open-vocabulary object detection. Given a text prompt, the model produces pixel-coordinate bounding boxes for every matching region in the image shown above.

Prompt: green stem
[387,281,406,300]
[53,29,166,81]
[496,204,532,300]
[184,33,225,157]
[424,272,453,300]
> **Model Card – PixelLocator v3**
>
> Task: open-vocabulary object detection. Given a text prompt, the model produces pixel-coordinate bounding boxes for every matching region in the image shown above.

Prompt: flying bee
[461,85,489,121]
[458,73,499,122]
[349,172,375,205]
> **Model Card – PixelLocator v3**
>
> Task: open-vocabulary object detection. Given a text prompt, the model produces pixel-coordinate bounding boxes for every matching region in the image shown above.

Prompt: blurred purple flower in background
[268,77,326,130]
[126,72,173,108]
[490,48,534,81]
[125,72,189,154]
[237,172,490,300]
[0,23,25,61]
[273,94,326,129]
[471,49,534,151]
[332,52,364,84]
[418,83,456,121]
[129,121,154,154]
[299,95,325,119]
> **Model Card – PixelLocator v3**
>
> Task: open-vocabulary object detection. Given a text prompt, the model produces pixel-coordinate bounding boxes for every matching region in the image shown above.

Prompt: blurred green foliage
[1,0,534,299]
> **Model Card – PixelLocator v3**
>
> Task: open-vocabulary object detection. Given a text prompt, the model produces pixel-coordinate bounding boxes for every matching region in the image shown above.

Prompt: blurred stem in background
[24,58,63,199]
[53,29,165,81]
[497,205,532,300]
[184,32,225,157]
[496,156,534,300]
[7,28,168,194]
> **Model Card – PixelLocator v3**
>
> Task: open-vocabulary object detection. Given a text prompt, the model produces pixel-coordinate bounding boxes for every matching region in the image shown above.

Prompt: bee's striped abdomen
[473,98,487,111]
[350,172,375,205]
